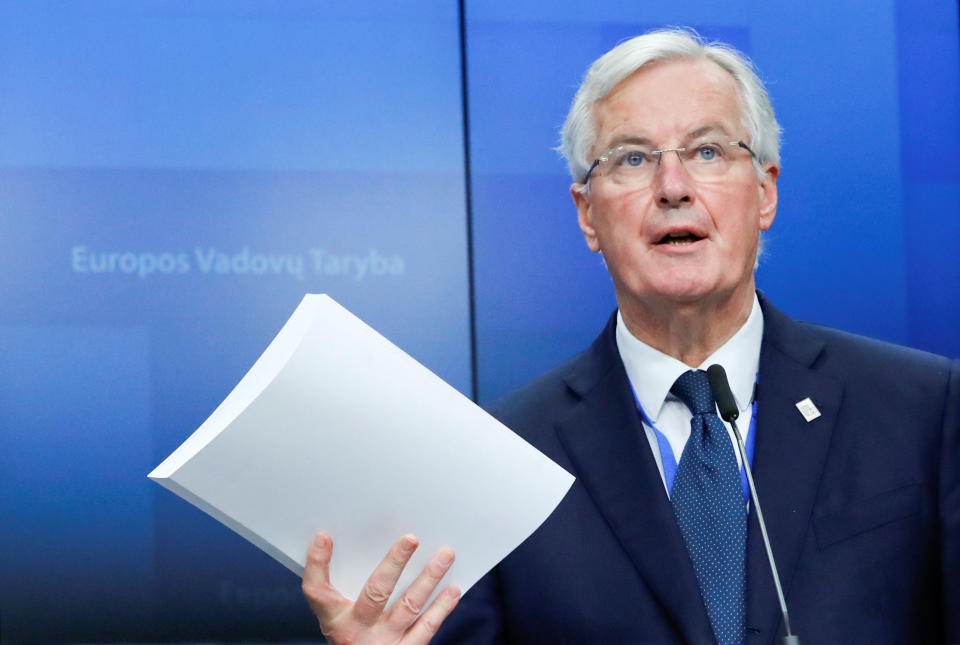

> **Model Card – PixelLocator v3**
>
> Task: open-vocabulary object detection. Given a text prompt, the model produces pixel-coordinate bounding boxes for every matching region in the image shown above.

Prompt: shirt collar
[615,294,763,422]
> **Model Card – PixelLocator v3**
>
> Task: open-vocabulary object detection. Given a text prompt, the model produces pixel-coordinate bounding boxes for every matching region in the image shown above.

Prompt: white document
[149,293,574,604]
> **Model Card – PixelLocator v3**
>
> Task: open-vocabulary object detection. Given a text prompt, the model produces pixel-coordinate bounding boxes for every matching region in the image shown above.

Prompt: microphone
[707,364,740,422]
[706,365,800,645]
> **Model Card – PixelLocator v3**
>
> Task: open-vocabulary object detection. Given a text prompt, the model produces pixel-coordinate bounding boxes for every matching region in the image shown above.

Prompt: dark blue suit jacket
[435,296,960,644]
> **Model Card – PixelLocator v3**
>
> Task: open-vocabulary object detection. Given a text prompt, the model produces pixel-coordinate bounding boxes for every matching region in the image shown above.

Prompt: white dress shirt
[615,295,764,496]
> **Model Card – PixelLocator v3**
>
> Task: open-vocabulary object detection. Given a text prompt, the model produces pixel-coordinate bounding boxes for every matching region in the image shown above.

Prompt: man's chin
[648,275,719,302]
[620,278,747,310]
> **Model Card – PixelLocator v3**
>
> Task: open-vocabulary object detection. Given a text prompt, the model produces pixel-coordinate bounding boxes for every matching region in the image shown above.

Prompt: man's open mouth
[657,231,704,246]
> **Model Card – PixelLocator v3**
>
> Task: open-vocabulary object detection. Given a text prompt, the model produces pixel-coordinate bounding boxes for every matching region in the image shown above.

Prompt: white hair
[560,27,781,182]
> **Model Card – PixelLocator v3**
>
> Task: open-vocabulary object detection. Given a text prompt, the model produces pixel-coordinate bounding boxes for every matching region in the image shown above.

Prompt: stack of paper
[149,294,574,603]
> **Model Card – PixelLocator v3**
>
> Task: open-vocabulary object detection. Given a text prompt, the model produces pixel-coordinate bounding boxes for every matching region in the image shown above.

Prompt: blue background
[0,1,957,642]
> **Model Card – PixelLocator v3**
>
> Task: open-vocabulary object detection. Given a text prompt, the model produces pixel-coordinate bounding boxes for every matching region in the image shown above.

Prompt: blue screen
[0,2,470,641]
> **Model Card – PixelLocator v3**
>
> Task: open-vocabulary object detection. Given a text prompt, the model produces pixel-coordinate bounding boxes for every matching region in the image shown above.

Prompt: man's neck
[617,288,756,368]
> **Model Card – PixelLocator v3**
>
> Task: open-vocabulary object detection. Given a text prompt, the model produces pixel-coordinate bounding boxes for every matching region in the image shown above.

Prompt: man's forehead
[601,57,739,105]
[592,58,743,147]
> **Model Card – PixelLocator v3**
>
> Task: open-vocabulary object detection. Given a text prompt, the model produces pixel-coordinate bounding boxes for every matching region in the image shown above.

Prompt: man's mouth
[656,231,704,246]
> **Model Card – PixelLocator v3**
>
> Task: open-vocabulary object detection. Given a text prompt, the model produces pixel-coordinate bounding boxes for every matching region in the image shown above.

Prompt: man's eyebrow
[686,124,731,140]
[601,134,654,150]
[600,125,734,153]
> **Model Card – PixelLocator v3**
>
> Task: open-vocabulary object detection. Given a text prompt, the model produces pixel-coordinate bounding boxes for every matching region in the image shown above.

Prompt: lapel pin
[795,397,821,422]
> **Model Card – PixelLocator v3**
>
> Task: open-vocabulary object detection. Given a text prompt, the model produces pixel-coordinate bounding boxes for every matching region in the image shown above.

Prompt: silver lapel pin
[795,397,821,422]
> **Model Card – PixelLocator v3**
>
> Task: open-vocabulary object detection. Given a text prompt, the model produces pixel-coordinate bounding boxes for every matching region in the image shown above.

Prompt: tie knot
[670,369,716,415]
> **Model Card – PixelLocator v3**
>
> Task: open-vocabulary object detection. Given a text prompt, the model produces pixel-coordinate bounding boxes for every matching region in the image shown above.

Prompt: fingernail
[401,534,418,553]
[436,548,455,567]
[313,533,328,549]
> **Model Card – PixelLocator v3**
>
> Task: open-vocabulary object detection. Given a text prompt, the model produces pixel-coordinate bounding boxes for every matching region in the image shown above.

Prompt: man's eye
[696,145,720,161]
[622,150,647,167]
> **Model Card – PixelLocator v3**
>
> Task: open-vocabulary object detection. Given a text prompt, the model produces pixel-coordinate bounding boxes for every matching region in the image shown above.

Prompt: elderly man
[302,28,959,644]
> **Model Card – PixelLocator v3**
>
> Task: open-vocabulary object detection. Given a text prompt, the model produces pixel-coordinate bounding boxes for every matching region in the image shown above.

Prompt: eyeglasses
[582,140,757,186]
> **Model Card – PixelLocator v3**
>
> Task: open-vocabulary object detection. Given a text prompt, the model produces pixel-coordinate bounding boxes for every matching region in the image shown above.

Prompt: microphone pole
[706,364,800,645]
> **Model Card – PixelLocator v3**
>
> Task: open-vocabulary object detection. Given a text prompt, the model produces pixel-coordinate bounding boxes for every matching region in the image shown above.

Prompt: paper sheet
[149,294,574,604]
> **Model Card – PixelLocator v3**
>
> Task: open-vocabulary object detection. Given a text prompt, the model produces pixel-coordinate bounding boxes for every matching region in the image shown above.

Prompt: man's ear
[572,184,601,252]
[758,163,779,231]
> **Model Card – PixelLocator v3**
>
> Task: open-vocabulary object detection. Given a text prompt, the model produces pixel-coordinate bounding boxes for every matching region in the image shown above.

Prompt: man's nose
[653,150,693,208]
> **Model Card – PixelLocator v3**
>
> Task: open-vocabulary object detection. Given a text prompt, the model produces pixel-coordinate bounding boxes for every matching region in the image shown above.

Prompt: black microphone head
[706,364,739,422]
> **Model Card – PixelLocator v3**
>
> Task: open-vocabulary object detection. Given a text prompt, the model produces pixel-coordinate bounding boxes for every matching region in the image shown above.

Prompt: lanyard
[631,384,757,503]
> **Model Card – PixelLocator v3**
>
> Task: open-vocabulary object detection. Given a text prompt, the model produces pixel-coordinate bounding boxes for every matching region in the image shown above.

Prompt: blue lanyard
[630,384,757,503]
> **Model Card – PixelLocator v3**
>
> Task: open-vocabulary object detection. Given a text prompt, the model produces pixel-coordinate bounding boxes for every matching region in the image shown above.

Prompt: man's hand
[302,533,461,645]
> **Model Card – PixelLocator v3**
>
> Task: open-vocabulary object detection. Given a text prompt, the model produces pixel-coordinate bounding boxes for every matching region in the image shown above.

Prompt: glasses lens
[602,146,656,183]
[682,142,733,179]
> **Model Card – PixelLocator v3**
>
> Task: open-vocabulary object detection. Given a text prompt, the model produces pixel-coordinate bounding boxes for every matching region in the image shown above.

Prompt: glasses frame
[581,140,758,186]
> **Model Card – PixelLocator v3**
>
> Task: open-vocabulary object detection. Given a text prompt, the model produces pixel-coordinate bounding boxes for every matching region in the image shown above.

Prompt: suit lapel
[746,296,842,639]
[555,316,716,644]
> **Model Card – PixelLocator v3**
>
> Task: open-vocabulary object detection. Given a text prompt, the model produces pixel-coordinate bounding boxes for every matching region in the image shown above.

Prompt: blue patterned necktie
[670,369,746,645]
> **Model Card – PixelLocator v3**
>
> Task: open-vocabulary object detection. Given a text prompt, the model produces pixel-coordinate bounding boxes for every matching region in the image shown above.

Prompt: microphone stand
[728,417,800,645]
[707,364,800,645]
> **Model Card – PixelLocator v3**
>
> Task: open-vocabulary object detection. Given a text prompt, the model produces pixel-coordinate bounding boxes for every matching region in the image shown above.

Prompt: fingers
[302,533,350,624]
[384,547,456,633]
[302,533,460,645]
[404,585,462,645]
[350,533,420,626]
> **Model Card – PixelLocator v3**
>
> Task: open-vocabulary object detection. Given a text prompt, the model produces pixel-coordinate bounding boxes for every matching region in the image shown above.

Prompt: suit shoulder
[797,320,956,377]
[760,292,956,383]
[777,322,960,419]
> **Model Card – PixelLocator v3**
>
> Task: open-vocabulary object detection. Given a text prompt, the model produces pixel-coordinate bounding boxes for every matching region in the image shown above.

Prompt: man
[302,28,959,644]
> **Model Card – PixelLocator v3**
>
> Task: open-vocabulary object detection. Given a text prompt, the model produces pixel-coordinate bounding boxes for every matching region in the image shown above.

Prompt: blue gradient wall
[0,1,956,642]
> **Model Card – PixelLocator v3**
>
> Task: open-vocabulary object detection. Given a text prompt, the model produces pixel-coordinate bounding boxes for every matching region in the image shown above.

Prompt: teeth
[659,231,701,245]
